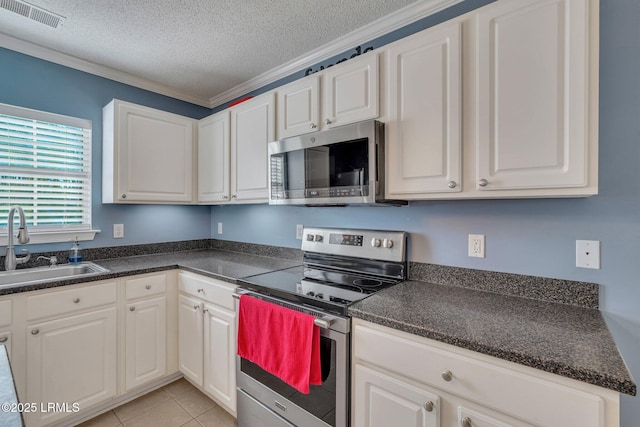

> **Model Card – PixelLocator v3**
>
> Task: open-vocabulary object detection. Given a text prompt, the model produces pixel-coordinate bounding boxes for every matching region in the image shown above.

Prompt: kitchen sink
[0,262,110,289]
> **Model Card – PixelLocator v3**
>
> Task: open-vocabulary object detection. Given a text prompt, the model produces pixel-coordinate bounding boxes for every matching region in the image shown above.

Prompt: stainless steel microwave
[268,120,405,206]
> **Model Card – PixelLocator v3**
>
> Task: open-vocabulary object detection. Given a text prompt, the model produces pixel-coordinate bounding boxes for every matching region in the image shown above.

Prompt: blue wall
[210,0,640,424]
[0,47,213,252]
[2,0,639,424]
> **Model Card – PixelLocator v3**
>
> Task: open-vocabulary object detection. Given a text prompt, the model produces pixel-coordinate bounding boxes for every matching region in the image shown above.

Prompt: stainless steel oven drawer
[238,389,295,427]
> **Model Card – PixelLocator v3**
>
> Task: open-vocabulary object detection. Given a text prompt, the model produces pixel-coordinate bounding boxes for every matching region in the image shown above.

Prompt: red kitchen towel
[237,295,321,394]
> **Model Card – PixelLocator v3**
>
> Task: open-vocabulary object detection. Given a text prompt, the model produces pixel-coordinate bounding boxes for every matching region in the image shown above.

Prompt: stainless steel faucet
[5,206,31,271]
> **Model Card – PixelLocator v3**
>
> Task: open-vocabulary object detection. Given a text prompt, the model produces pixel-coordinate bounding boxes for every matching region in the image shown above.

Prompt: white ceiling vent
[0,0,64,28]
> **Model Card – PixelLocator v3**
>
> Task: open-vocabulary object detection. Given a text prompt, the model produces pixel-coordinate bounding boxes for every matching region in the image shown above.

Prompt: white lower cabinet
[352,319,619,427]
[125,295,167,390]
[178,271,237,415]
[26,306,118,427]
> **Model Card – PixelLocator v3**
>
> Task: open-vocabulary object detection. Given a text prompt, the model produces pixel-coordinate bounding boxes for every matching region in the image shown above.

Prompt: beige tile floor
[76,378,237,427]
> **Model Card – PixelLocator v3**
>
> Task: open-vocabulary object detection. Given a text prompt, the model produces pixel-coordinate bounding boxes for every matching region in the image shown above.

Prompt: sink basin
[0,262,110,289]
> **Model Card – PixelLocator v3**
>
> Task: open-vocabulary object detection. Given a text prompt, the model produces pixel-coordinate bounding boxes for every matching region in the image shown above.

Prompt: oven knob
[306,234,314,241]
[307,291,315,297]
[316,293,323,299]
[382,239,394,248]
[315,234,323,242]
[371,238,381,247]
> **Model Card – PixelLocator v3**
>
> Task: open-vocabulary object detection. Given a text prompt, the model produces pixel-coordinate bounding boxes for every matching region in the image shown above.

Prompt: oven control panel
[301,227,407,262]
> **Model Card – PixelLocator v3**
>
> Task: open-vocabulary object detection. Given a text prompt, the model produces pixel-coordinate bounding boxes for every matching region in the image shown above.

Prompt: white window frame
[0,103,99,245]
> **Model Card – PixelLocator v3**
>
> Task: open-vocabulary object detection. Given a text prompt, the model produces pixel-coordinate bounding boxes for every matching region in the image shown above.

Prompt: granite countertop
[348,280,637,396]
[0,249,301,296]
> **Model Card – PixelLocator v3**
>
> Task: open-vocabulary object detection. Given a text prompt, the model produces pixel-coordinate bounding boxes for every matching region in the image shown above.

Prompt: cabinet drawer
[354,321,605,427]
[26,281,117,321]
[178,272,236,310]
[0,300,11,327]
[125,273,167,300]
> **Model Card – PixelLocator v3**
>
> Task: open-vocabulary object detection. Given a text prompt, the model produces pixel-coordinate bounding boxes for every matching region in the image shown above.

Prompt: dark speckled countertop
[348,280,636,396]
[0,248,301,296]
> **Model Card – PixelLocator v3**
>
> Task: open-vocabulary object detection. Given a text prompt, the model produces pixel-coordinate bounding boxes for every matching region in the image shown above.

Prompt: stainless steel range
[235,227,407,427]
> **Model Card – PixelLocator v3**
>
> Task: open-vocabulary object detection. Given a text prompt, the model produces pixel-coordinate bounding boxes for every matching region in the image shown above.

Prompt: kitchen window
[0,103,97,245]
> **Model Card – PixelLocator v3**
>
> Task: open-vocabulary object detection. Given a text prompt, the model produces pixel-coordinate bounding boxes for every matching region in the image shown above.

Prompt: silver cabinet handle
[448,180,457,189]
[325,118,332,125]
[461,417,472,427]
[31,329,39,335]
[478,179,488,187]
[121,194,127,199]
[73,298,80,304]
[442,370,453,382]
[310,123,317,129]
[197,288,204,293]
[423,401,434,412]
[222,195,229,200]
[193,305,199,310]
[145,284,151,290]
[0,336,7,343]
[130,306,136,311]
[231,194,237,199]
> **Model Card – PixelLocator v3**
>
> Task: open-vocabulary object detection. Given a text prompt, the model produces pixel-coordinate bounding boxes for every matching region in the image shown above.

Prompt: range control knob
[314,234,323,242]
[371,238,382,247]
[307,291,315,297]
[306,234,315,241]
[382,239,394,248]
[316,293,324,299]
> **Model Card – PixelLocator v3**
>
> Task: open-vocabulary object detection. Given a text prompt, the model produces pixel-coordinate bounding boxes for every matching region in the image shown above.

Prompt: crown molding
[207,0,463,108]
[1,0,462,110]
[0,33,212,107]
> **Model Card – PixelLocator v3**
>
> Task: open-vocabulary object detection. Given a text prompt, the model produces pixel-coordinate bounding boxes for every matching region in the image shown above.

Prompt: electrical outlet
[296,224,304,240]
[468,234,485,258]
[576,240,600,269]
[113,224,124,239]
[217,222,223,235]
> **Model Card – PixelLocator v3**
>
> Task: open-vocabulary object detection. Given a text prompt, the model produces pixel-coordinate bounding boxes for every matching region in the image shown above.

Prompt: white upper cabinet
[198,110,231,203]
[474,0,592,192]
[230,92,275,203]
[385,21,462,198]
[277,75,320,139]
[324,53,379,128]
[276,53,380,140]
[103,99,196,204]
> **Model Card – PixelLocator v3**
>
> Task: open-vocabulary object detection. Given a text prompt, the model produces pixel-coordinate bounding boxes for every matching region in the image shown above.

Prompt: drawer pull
[145,284,151,290]
[130,306,136,311]
[0,336,7,343]
[73,298,80,304]
[461,417,472,427]
[441,370,453,382]
[423,401,434,412]
[31,329,39,335]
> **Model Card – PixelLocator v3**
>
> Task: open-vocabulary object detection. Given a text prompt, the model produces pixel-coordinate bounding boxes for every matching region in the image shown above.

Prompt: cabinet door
[277,75,320,139]
[125,296,167,391]
[354,364,440,427]
[323,53,379,127]
[109,100,195,203]
[178,294,204,386]
[475,0,589,190]
[198,111,231,203]
[231,93,275,202]
[203,303,237,415]
[386,21,462,197]
[26,307,117,427]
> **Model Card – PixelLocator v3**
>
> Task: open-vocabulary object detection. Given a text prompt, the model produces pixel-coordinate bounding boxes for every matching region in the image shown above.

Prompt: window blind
[0,104,92,234]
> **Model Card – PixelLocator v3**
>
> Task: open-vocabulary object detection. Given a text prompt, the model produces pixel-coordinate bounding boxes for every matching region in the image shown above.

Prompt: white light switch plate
[296,224,304,240]
[113,224,124,239]
[576,240,600,269]
[217,222,223,235]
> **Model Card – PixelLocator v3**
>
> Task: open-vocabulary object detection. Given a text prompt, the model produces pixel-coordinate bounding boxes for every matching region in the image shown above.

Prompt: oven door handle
[233,291,334,330]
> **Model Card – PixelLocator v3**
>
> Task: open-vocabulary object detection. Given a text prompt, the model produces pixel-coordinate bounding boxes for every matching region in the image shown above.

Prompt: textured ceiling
[0,0,421,106]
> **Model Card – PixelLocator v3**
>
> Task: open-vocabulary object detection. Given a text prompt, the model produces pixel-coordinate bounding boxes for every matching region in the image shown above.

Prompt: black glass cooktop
[238,265,400,315]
